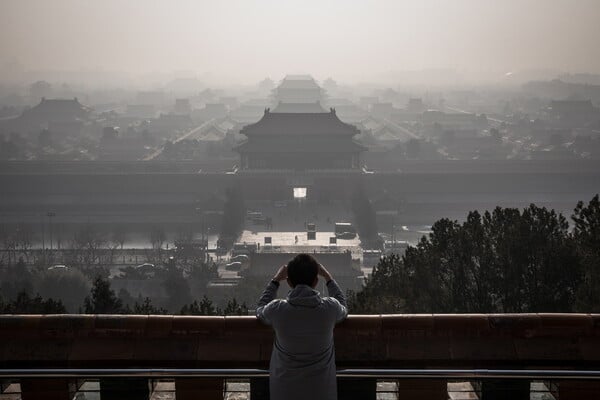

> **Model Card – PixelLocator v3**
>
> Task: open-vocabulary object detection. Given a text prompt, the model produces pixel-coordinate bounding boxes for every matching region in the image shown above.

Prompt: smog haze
[2,0,600,85]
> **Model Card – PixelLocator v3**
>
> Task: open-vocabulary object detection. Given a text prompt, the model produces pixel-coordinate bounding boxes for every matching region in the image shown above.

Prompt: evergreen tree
[2,291,66,314]
[573,194,600,311]
[83,276,124,314]
[36,267,91,313]
[350,203,586,314]
[133,297,167,315]
[163,266,193,312]
[347,254,409,313]
[223,298,249,315]
[180,295,219,315]
[0,257,33,300]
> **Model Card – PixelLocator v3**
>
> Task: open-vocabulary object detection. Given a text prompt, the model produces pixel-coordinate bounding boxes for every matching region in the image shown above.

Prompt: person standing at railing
[256,253,348,400]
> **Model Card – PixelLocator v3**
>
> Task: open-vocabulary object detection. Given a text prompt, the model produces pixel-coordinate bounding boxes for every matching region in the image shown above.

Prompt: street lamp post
[195,207,206,263]
[40,215,45,250]
[206,227,211,263]
[47,212,56,252]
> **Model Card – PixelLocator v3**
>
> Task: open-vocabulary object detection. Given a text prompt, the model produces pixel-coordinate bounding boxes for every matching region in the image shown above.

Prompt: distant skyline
[1,0,600,85]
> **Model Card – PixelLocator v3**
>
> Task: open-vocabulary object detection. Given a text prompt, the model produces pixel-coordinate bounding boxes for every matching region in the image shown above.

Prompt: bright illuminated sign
[293,187,307,199]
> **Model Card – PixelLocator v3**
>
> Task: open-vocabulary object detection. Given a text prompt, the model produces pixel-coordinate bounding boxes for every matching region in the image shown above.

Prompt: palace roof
[240,109,360,137]
[22,98,91,121]
[277,75,321,90]
[234,136,367,153]
[272,101,327,113]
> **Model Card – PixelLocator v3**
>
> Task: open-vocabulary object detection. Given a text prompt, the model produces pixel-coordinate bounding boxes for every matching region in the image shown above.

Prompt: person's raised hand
[318,263,333,282]
[273,265,288,282]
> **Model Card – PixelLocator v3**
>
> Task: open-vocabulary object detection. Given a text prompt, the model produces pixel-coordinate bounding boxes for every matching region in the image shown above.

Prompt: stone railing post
[558,380,600,399]
[20,378,74,400]
[396,379,447,400]
[480,379,529,400]
[175,377,224,400]
[338,378,377,400]
[99,378,150,400]
[250,377,270,400]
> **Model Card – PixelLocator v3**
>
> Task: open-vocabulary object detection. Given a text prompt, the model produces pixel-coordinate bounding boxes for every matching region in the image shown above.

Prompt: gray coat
[256,280,348,400]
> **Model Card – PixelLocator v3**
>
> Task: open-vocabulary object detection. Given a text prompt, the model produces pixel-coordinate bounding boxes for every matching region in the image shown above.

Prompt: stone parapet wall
[1,314,599,369]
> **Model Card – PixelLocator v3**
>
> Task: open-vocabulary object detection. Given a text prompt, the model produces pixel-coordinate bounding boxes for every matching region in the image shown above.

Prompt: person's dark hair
[287,253,319,287]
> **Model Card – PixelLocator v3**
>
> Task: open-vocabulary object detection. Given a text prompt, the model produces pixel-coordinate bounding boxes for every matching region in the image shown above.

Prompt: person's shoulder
[322,297,348,322]
[323,297,344,308]
[264,298,287,310]
[257,298,287,318]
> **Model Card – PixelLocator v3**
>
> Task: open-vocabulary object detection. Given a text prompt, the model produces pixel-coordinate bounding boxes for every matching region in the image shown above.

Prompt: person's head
[287,253,319,288]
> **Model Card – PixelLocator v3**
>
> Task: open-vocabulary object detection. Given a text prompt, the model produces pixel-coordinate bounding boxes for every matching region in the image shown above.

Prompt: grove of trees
[1,274,248,316]
[349,195,600,313]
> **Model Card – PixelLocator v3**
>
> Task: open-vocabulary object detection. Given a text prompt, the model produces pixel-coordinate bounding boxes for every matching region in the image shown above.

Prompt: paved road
[173,118,217,144]
[445,106,507,125]
[381,118,420,140]
[142,118,216,160]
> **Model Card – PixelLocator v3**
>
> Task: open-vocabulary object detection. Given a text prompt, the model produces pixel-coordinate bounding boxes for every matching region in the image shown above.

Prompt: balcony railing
[1,314,599,399]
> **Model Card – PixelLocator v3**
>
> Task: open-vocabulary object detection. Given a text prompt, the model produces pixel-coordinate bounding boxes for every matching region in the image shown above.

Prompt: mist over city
[1,1,600,398]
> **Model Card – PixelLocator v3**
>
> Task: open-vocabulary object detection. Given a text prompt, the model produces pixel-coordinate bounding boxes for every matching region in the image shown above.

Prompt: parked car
[48,264,69,271]
[336,231,356,240]
[335,222,356,237]
[224,261,242,271]
[230,254,249,263]
[135,263,156,274]
[232,242,258,256]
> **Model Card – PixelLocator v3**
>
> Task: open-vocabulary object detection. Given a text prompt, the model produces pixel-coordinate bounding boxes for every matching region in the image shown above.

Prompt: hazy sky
[1,0,600,83]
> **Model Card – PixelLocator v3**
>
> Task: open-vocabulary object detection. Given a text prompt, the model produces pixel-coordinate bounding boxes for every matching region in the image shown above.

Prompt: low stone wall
[1,313,599,369]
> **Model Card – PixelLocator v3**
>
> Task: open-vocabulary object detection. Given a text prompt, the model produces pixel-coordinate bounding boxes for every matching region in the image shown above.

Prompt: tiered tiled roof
[235,136,366,153]
[240,109,360,137]
[21,97,91,122]
[277,75,320,90]
[272,101,327,113]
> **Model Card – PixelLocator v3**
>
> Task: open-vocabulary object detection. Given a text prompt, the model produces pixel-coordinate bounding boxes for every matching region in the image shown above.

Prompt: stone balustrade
[1,313,599,399]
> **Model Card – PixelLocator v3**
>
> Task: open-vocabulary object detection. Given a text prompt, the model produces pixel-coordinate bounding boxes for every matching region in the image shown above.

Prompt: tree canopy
[83,276,124,314]
[350,196,599,314]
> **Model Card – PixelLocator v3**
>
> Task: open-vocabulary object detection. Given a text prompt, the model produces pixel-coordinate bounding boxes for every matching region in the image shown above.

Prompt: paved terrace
[1,314,600,399]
